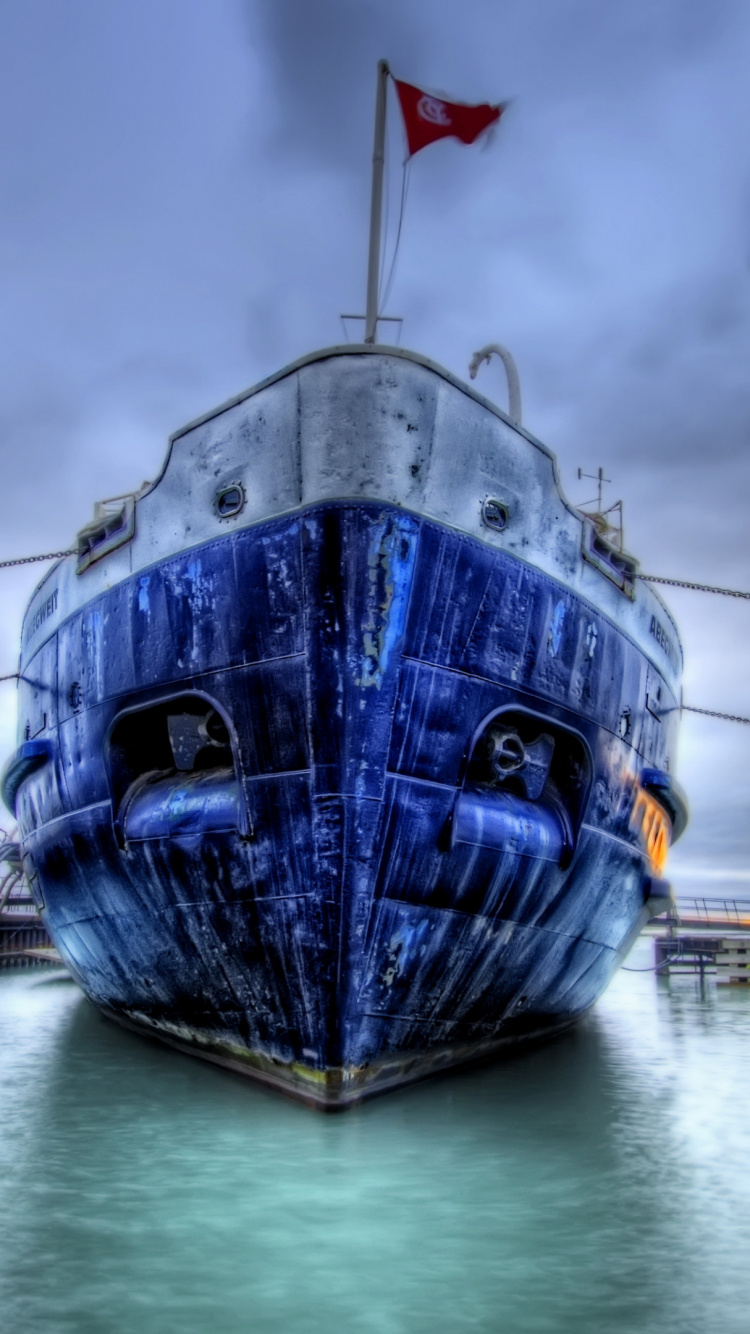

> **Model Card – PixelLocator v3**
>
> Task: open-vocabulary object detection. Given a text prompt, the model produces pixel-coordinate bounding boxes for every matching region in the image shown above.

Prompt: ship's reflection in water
[1,939,749,1334]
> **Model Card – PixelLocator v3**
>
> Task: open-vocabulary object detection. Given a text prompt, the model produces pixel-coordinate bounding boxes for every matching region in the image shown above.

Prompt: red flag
[393,78,505,157]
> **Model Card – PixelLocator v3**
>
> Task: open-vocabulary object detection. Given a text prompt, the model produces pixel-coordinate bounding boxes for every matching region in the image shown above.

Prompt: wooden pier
[651,897,750,982]
[716,940,750,985]
[0,833,55,968]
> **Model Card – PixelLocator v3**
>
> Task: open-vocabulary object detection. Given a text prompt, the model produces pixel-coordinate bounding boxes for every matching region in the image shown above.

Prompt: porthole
[215,482,245,520]
[481,497,509,532]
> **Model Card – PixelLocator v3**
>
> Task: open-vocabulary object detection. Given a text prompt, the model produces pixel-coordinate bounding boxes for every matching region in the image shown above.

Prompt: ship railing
[666,896,750,930]
[1,830,54,967]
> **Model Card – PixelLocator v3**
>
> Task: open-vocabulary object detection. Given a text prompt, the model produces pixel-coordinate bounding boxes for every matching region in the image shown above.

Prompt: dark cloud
[1,0,750,874]
[253,1,428,165]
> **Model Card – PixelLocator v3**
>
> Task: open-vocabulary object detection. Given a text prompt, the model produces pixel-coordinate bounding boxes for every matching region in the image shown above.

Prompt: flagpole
[364,59,389,344]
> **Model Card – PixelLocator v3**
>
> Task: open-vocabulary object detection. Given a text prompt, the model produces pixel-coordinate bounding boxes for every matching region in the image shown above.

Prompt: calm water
[1,938,749,1334]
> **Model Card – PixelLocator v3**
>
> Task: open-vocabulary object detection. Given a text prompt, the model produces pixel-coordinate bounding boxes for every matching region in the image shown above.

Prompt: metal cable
[379,157,411,316]
[621,955,687,972]
[637,575,750,724]
[640,574,750,599]
[0,559,746,594]
[682,704,750,725]
[0,555,748,726]
[0,549,73,691]
[0,550,75,570]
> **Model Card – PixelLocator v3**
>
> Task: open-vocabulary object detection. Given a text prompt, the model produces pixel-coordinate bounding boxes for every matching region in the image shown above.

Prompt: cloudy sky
[1,0,750,889]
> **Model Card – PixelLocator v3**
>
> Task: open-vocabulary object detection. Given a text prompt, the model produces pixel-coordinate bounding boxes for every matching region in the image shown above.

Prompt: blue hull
[10,502,677,1105]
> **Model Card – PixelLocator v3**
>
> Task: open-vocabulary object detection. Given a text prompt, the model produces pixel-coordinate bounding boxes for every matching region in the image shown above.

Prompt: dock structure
[0,832,55,968]
[651,897,750,982]
[716,940,750,985]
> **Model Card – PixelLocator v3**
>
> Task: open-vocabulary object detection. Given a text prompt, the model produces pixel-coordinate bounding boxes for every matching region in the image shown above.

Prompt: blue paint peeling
[356,514,418,690]
[547,600,566,657]
[9,500,681,1107]
[383,918,431,986]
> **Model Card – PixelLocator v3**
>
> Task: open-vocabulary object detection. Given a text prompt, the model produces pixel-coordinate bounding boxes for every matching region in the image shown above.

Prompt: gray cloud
[1,0,749,875]
[254,0,426,165]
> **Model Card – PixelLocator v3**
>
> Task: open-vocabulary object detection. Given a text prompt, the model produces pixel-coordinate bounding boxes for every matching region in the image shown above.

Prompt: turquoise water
[1,939,749,1334]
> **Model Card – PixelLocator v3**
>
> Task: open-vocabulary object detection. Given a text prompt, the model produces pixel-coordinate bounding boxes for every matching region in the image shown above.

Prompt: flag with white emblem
[393,78,506,157]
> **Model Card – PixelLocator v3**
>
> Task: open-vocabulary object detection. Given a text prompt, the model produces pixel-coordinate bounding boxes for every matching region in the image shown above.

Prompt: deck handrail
[673,895,750,924]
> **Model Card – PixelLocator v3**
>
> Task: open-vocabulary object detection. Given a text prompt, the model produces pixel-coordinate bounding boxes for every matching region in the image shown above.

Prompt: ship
[0,334,687,1106]
[0,65,687,1107]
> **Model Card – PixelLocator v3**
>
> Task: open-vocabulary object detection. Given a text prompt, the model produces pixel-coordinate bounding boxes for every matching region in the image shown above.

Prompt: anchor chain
[640,574,750,599]
[0,550,75,570]
[681,705,750,726]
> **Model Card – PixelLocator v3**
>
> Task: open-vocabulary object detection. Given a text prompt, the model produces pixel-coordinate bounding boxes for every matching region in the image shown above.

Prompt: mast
[364,59,389,344]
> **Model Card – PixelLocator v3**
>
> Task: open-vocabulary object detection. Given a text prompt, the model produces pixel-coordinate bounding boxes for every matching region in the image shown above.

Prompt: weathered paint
[17,348,682,701]
[5,495,684,1107]
[356,514,418,690]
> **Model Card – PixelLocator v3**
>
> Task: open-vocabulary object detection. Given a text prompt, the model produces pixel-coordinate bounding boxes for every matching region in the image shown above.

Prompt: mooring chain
[0,550,75,570]
[681,704,750,725]
[639,574,750,722]
[621,955,686,972]
[1,553,749,596]
[0,553,748,724]
[639,574,750,599]
[0,551,73,684]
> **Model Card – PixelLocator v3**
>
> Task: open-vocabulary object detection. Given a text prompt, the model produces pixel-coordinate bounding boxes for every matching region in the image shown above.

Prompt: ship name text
[25,588,58,645]
[649,614,679,673]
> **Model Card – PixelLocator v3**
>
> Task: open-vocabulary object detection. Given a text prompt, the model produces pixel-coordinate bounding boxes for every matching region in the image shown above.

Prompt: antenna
[577,466,609,512]
[577,467,624,550]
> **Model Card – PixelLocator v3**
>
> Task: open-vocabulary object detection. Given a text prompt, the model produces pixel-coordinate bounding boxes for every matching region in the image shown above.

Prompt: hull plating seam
[13,501,678,1103]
